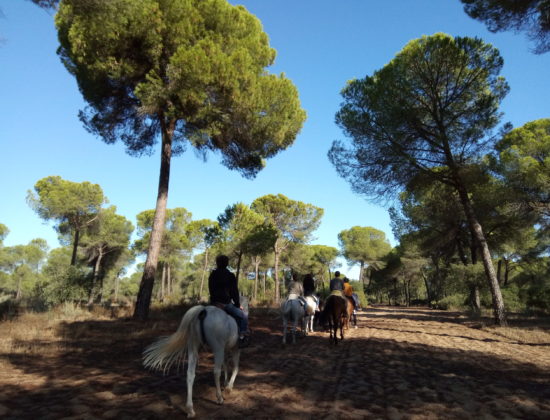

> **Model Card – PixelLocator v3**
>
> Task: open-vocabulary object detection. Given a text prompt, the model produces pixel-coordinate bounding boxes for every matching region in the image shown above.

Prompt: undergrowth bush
[501,284,527,313]
[436,293,467,310]
[526,279,550,313]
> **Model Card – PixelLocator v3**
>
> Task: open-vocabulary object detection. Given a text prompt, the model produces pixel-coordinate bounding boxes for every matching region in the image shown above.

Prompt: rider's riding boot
[238,335,250,348]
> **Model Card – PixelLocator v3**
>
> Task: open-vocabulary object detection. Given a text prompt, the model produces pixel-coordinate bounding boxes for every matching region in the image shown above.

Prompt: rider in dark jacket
[303,273,315,296]
[209,255,249,347]
[329,271,344,292]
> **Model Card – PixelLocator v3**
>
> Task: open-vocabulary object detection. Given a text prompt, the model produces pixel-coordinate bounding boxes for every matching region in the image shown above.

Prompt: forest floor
[1,304,550,419]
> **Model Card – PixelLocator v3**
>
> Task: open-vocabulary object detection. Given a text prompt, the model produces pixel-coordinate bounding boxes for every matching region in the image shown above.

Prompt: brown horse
[319,294,348,344]
[343,297,357,330]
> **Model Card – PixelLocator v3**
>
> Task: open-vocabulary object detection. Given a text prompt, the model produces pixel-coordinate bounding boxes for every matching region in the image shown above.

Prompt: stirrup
[238,336,250,348]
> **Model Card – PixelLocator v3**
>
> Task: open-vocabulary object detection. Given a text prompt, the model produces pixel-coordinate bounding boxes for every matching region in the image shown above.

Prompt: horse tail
[143,305,205,374]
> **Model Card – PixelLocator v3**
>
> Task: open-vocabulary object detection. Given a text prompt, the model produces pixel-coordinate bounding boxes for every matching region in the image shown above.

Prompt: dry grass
[485,325,550,345]
[0,303,127,366]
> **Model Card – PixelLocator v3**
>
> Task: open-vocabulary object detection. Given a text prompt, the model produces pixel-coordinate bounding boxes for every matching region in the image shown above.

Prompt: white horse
[143,298,248,418]
[304,295,319,334]
[281,295,305,344]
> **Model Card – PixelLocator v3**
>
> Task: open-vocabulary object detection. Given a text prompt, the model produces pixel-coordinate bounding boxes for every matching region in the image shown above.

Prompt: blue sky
[1,0,549,278]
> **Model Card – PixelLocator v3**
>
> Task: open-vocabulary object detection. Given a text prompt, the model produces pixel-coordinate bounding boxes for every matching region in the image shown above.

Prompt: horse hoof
[187,408,196,418]
[217,397,224,405]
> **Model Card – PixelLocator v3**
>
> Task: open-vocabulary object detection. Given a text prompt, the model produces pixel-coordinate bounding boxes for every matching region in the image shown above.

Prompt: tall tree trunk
[15,272,22,301]
[359,260,365,287]
[88,250,103,305]
[159,263,166,302]
[262,270,266,298]
[167,264,172,295]
[504,259,510,286]
[274,241,281,303]
[199,248,209,298]
[455,180,507,326]
[421,269,432,303]
[114,272,120,301]
[134,119,174,320]
[71,229,80,266]
[460,237,481,313]
[456,237,468,265]
[497,259,502,285]
[470,230,478,264]
[98,271,104,303]
[236,251,243,283]
[470,285,481,314]
[254,256,260,300]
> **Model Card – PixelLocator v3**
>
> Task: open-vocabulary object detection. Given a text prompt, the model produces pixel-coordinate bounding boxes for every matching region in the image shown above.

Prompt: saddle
[211,301,241,325]
[287,294,307,308]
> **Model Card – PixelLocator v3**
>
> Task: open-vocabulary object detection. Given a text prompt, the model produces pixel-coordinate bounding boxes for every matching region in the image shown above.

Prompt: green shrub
[501,284,527,313]
[526,280,550,313]
[436,293,468,310]
[0,298,21,320]
[351,281,368,307]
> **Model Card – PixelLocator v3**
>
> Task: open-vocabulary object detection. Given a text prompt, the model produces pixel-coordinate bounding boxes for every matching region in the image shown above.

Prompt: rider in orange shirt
[343,277,359,310]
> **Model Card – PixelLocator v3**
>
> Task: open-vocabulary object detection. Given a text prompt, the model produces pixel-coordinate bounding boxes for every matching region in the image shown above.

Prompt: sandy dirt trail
[1,306,549,419]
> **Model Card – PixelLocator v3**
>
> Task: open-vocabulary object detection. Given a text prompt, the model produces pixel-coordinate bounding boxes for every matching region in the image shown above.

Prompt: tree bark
[134,119,173,320]
[15,271,22,301]
[273,240,281,303]
[236,251,243,283]
[167,264,172,295]
[504,259,510,286]
[88,249,103,305]
[71,228,80,266]
[455,180,507,326]
[114,271,120,301]
[421,269,432,303]
[253,256,260,300]
[470,284,481,314]
[159,263,166,302]
[199,248,209,299]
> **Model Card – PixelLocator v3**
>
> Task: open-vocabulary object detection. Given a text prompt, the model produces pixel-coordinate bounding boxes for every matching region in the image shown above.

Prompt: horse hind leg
[222,359,228,387]
[186,349,198,418]
[213,348,225,405]
[225,347,240,391]
[282,317,287,345]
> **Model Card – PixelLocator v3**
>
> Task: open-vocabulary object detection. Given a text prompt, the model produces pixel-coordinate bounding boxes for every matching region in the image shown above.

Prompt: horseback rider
[343,277,359,310]
[287,275,308,308]
[208,255,249,348]
[329,271,344,294]
[303,273,320,309]
[303,273,315,296]
[287,276,304,298]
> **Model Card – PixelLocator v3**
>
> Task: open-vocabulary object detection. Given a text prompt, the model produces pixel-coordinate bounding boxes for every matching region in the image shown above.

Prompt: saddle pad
[330,290,343,297]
